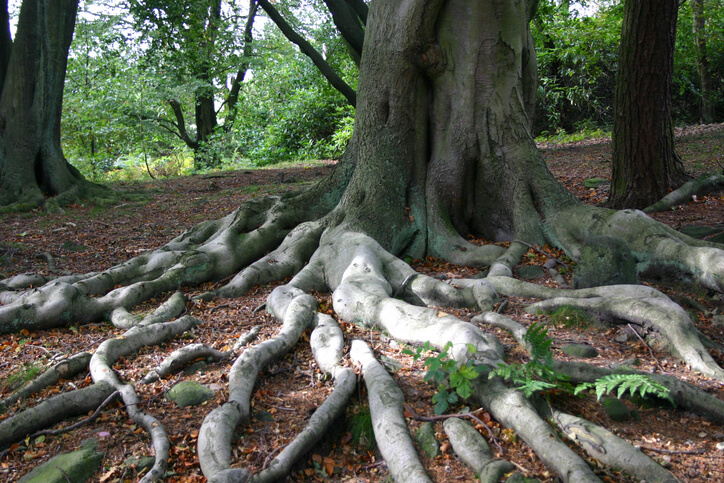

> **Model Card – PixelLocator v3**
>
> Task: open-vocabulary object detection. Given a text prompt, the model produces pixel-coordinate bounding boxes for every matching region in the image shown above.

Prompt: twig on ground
[636,443,706,455]
[627,323,666,373]
[30,390,120,439]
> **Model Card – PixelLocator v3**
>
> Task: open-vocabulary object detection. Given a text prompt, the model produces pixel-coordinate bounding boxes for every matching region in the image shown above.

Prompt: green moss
[547,305,596,328]
[1,361,43,392]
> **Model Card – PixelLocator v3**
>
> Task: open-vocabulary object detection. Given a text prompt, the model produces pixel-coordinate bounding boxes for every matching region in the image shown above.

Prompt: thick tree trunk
[335,0,576,261]
[692,0,717,124]
[0,0,107,213]
[608,0,688,210]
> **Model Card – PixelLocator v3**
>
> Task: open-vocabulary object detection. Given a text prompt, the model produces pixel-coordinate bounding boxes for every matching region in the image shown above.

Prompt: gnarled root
[197,286,317,482]
[550,409,678,483]
[351,339,431,483]
[443,417,514,483]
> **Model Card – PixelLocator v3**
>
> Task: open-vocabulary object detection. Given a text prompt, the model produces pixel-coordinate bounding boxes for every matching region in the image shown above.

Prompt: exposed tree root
[197,286,317,482]
[528,295,724,381]
[0,351,91,414]
[140,326,260,384]
[351,339,431,483]
[4,179,724,482]
[0,382,116,448]
[550,409,678,483]
[443,417,514,483]
[645,173,724,213]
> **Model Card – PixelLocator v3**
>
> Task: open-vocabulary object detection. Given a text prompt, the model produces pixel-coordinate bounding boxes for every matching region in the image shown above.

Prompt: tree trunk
[0,0,106,213]
[692,0,717,124]
[336,0,572,259]
[0,0,11,90]
[608,0,688,210]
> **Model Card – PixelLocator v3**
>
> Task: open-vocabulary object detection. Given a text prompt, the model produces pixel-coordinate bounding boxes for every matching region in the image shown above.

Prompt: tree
[532,1,621,135]
[127,0,258,169]
[608,0,689,209]
[0,0,111,213]
[692,0,717,123]
[3,1,724,481]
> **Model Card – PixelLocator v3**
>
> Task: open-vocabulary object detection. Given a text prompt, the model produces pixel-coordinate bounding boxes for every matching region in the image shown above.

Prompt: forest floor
[1,123,724,482]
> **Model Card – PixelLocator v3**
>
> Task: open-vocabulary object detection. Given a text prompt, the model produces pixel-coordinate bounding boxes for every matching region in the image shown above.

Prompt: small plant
[347,405,375,449]
[491,322,570,397]
[403,341,487,414]
[1,361,42,392]
[574,374,674,405]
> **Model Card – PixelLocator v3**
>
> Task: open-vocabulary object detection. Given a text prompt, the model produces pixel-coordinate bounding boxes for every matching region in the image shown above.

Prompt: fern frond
[525,322,553,363]
[577,374,674,405]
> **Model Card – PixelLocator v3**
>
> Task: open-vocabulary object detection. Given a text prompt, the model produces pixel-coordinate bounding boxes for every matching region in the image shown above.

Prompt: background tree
[692,0,718,123]
[234,0,357,163]
[608,0,689,209]
[127,0,258,169]
[62,1,156,178]
[531,1,621,135]
[0,0,111,213]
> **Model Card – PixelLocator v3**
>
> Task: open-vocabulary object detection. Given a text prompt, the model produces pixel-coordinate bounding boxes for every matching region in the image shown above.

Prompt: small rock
[19,438,103,483]
[124,455,155,472]
[619,357,640,367]
[716,442,724,451]
[561,343,598,358]
[583,178,609,189]
[62,240,87,252]
[543,259,558,269]
[184,361,208,375]
[255,410,274,422]
[166,381,214,407]
[601,396,630,421]
[505,473,542,482]
[699,432,708,438]
[380,355,403,373]
[712,315,724,328]
[517,265,545,280]
[615,333,630,343]
[415,422,440,458]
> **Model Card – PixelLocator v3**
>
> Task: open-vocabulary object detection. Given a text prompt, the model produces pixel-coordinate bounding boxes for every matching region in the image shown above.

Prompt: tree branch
[323,0,365,64]
[223,0,258,130]
[167,98,199,149]
[257,0,356,107]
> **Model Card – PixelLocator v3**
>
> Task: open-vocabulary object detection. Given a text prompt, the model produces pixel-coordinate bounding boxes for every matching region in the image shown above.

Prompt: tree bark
[692,0,717,124]
[608,0,688,209]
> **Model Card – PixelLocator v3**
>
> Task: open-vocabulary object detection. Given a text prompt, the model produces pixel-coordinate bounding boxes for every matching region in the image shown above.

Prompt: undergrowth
[408,321,673,414]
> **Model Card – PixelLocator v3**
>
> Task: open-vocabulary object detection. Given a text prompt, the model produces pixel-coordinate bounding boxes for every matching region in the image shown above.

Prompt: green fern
[574,374,674,405]
[492,322,570,397]
[524,321,554,365]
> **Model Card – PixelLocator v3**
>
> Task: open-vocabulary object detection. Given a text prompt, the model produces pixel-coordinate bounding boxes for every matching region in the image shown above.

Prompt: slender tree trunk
[0,0,11,90]
[0,0,104,212]
[692,0,716,124]
[608,0,688,210]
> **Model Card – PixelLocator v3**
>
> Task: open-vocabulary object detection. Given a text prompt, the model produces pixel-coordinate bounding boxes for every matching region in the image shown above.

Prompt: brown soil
[1,126,724,482]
